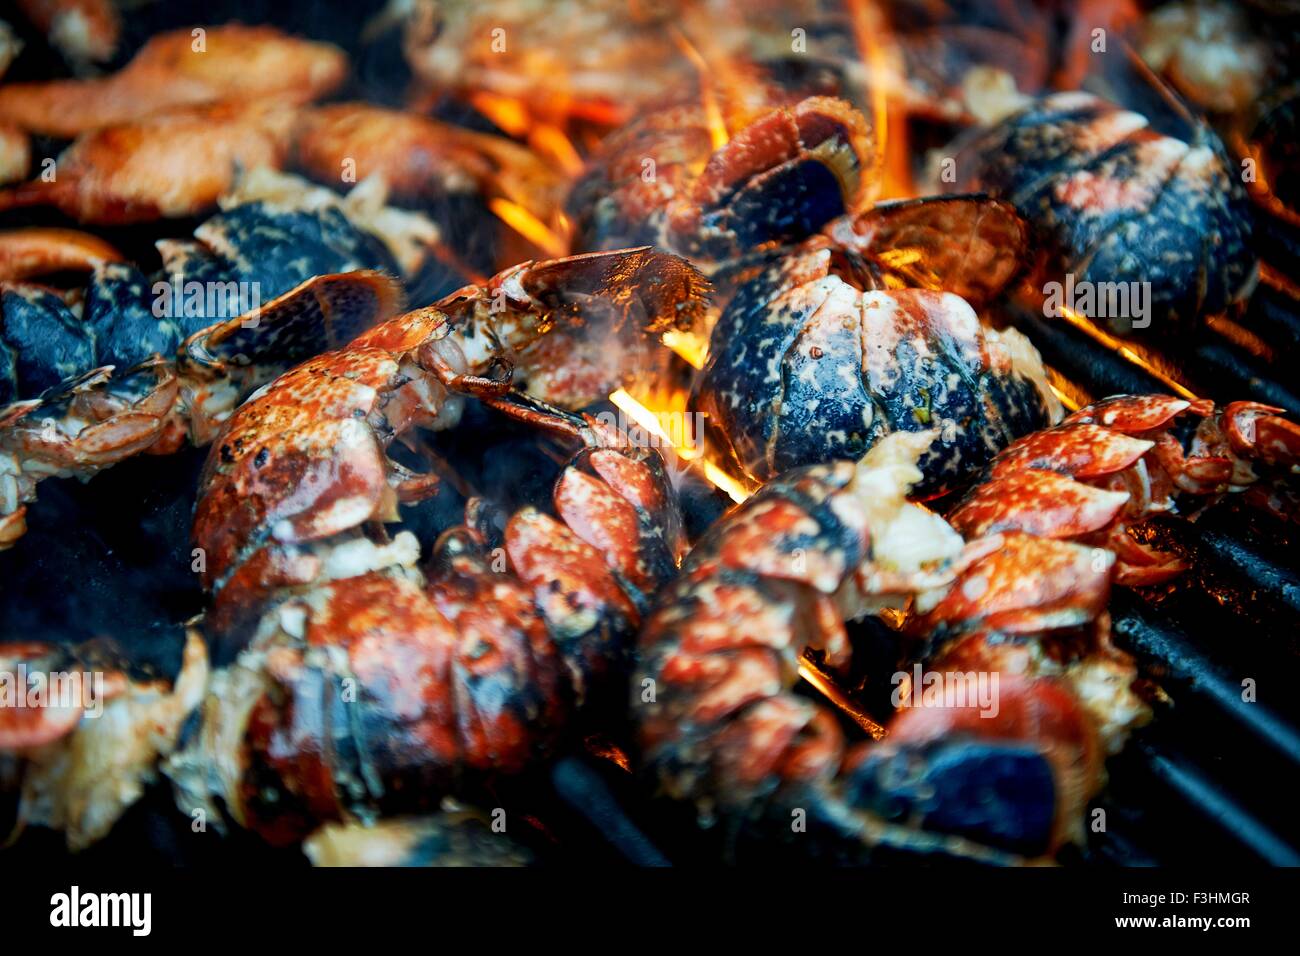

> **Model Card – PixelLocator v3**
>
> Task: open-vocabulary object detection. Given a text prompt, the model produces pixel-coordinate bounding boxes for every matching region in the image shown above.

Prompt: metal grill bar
[1139,747,1300,866]
[1111,593,1300,772]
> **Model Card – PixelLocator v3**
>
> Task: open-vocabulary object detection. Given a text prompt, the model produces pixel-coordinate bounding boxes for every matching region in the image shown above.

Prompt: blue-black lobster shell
[0,202,399,405]
[952,92,1255,333]
[693,243,1055,496]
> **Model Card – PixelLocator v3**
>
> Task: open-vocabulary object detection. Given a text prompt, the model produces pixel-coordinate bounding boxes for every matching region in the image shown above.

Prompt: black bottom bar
[6,866,1297,941]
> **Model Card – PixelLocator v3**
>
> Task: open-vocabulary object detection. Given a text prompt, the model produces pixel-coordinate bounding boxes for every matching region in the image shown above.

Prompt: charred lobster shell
[167,250,701,846]
[567,92,876,269]
[951,91,1255,334]
[693,196,1059,495]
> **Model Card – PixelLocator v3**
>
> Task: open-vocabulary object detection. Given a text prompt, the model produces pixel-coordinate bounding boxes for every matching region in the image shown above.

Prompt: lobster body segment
[952,92,1255,333]
[693,199,1059,494]
[635,432,1031,856]
[567,93,876,269]
[170,249,699,844]
[632,417,1185,859]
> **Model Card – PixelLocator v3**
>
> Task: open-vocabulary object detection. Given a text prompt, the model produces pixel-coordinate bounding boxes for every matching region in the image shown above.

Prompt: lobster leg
[949,395,1300,582]
[0,271,402,550]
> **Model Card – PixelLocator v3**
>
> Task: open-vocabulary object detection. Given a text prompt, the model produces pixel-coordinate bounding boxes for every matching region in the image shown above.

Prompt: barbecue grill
[0,0,1297,869]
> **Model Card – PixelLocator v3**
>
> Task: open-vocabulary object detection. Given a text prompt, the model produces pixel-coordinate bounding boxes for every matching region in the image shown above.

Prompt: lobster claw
[1223,401,1300,471]
[554,445,688,606]
[470,247,711,408]
[513,246,711,335]
[948,470,1131,540]
[990,423,1153,481]
[1062,394,1195,433]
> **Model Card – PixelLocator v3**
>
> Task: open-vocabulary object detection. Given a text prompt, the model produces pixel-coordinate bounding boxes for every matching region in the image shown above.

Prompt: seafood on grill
[390,0,1089,132]
[693,195,1060,494]
[187,246,702,645]
[0,173,439,547]
[14,0,120,66]
[850,531,1148,853]
[0,633,209,851]
[633,430,1149,861]
[947,394,1300,585]
[0,101,299,224]
[0,24,347,138]
[393,0,827,130]
[948,91,1256,334]
[293,102,568,232]
[0,98,568,229]
[166,254,700,843]
[567,91,876,270]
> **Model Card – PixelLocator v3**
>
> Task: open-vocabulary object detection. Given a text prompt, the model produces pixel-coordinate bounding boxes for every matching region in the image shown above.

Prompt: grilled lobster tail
[168,250,701,845]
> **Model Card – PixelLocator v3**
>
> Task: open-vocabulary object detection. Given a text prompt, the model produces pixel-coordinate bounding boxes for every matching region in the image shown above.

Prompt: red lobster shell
[167,250,699,845]
[948,395,1300,584]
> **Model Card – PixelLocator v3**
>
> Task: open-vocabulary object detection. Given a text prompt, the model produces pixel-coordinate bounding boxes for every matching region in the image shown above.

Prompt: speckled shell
[946,394,1300,583]
[954,92,1255,332]
[209,566,567,844]
[187,450,685,843]
[632,455,1110,860]
[0,286,93,403]
[693,244,1052,495]
[0,200,399,407]
[181,262,697,841]
[635,461,866,810]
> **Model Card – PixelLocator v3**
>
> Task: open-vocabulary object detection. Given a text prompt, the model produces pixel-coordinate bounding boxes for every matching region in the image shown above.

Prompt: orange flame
[529,123,585,177]
[608,388,701,460]
[468,91,530,137]
[606,386,751,503]
[1054,305,1198,401]
[670,26,729,150]
[798,655,887,740]
[469,90,584,175]
[660,329,708,370]
[701,462,752,504]
[488,197,568,258]
[846,0,909,197]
